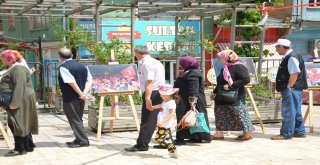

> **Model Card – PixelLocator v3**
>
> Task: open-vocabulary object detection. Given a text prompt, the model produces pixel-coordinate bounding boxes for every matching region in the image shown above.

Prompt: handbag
[0,92,12,107]
[176,109,197,130]
[189,111,210,134]
[215,85,239,103]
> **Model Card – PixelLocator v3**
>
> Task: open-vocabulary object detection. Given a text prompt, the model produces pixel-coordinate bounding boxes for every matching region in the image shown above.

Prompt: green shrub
[251,76,275,99]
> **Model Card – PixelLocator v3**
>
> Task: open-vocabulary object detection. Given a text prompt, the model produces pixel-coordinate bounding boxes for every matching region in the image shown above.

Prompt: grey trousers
[63,99,89,145]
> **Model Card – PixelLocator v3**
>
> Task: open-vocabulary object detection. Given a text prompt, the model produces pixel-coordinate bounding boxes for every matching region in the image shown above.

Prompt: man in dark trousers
[58,48,92,147]
[272,39,308,140]
[124,45,165,152]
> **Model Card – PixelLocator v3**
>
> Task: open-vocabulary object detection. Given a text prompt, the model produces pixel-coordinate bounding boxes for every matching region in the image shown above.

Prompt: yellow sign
[207,68,217,84]
[267,67,278,82]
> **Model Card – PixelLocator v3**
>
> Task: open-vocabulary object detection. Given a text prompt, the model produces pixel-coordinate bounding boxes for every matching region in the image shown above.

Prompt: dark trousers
[8,122,35,152]
[63,99,89,145]
[136,91,162,149]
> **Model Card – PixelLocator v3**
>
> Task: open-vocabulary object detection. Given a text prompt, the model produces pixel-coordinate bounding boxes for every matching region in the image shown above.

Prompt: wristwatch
[287,84,292,90]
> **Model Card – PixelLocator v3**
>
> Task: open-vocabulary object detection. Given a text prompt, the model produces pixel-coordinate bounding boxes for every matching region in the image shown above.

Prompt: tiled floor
[1,105,320,165]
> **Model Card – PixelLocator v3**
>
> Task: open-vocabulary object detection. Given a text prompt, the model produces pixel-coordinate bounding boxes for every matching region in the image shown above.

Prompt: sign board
[78,20,200,56]
[88,64,140,93]
[304,62,320,87]
[207,68,217,84]
[211,57,259,84]
[267,67,278,82]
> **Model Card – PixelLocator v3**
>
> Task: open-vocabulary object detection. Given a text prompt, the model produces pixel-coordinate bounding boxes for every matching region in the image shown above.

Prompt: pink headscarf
[217,49,242,86]
[1,50,23,64]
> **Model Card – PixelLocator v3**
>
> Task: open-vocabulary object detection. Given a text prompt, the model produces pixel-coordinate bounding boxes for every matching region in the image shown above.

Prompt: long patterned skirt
[214,101,255,133]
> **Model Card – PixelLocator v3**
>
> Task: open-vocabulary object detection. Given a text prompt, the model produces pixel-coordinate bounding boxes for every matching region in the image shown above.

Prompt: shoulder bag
[0,92,12,108]
[215,85,239,103]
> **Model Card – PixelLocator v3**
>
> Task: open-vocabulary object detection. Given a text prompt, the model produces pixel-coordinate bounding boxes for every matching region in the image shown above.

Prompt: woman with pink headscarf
[0,50,38,157]
[211,49,254,141]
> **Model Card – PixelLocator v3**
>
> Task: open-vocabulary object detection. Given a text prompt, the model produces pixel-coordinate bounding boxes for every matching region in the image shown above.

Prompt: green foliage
[85,38,131,64]
[92,91,142,107]
[251,76,274,99]
[234,44,272,57]
[50,18,93,51]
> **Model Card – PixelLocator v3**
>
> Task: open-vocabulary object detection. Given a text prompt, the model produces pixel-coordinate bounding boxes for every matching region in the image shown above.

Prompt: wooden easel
[96,91,140,141]
[96,50,140,141]
[303,86,320,133]
[245,85,265,133]
[0,122,12,148]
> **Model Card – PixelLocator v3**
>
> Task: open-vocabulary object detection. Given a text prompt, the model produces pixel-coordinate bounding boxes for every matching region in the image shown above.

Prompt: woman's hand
[223,84,230,90]
[210,93,216,100]
[9,105,17,110]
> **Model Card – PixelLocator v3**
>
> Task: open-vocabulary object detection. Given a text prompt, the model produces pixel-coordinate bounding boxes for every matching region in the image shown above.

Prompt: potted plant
[247,77,282,124]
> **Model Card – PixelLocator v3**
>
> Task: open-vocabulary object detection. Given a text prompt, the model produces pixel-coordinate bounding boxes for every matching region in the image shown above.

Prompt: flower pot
[88,105,142,133]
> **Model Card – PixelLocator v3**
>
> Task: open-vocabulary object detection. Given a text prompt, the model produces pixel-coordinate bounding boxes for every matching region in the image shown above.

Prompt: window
[309,0,320,7]
[7,9,15,31]
[29,10,49,30]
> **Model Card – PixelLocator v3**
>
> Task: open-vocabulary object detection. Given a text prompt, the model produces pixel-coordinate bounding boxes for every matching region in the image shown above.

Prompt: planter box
[0,111,8,139]
[88,105,141,133]
[246,101,282,124]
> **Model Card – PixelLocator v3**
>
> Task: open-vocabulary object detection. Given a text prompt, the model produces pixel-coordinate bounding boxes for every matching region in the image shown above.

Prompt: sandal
[235,135,253,141]
[211,135,224,140]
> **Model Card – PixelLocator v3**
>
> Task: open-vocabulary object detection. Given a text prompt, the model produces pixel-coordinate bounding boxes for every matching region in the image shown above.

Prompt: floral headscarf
[217,49,242,86]
[1,50,23,64]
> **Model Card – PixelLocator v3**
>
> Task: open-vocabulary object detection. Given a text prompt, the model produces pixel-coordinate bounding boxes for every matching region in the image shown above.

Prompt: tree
[50,18,93,59]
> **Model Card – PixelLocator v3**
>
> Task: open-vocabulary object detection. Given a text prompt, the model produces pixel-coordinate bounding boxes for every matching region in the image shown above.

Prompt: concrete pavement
[1,105,320,165]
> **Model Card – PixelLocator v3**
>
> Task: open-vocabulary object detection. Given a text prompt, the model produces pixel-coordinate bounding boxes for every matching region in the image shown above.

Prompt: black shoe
[153,145,167,149]
[124,146,148,152]
[66,139,77,145]
[173,140,186,145]
[26,148,34,152]
[4,150,27,157]
[67,141,89,148]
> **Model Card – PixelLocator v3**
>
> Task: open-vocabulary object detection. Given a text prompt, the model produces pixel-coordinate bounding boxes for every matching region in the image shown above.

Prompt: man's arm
[83,67,93,94]
[288,73,298,88]
[287,57,300,88]
[145,80,153,111]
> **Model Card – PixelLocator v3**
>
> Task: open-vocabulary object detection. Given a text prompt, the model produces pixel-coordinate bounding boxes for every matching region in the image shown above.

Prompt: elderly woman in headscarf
[0,50,38,157]
[211,49,254,141]
[173,55,211,145]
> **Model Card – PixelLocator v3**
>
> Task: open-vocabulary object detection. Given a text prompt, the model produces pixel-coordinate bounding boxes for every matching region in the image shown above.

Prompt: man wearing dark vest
[58,48,92,147]
[271,39,308,140]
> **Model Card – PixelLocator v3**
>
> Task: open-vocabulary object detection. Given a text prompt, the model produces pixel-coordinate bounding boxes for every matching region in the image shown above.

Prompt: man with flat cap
[58,48,92,147]
[125,45,165,152]
[272,39,308,140]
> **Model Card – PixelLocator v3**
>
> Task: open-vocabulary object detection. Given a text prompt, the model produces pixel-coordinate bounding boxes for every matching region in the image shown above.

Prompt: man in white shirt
[125,45,165,152]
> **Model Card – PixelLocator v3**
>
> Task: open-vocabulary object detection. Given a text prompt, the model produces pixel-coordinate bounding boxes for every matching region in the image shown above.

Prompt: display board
[210,57,259,84]
[88,64,140,93]
[304,62,320,86]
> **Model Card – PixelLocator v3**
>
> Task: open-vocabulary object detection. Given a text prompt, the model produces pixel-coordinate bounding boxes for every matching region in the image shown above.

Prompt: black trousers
[63,99,89,145]
[136,91,162,149]
[8,122,35,152]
